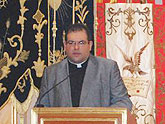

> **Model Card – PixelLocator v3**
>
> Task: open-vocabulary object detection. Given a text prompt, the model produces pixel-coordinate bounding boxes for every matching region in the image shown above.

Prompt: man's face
[64,30,93,64]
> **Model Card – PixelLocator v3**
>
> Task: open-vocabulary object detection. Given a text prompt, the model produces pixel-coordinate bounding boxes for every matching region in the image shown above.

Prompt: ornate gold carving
[116,42,149,78]
[32,57,46,77]
[0,0,8,8]
[0,83,7,95]
[32,4,47,77]
[75,0,89,24]
[106,7,153,41]
[0,0,30,80]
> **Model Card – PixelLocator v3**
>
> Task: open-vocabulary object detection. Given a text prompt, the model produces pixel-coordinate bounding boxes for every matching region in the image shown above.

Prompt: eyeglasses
[66,40,89,46]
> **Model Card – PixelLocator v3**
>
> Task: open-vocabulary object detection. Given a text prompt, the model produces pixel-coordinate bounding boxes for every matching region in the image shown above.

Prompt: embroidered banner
[105,3,155,124]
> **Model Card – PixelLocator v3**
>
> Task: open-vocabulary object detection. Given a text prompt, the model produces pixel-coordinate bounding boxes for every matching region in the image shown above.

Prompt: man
[36,23,132,111]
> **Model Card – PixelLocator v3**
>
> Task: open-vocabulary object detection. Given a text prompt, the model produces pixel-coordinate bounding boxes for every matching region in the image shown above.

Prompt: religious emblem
[116,42,149,78]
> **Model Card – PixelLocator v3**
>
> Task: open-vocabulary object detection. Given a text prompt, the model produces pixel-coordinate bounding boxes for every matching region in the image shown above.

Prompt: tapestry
[105,3,155,124]
[0,0,94,118]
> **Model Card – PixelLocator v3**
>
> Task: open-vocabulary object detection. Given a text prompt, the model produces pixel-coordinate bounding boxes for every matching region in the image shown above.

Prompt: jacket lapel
[57,59,72,106]
[79,55,97,106]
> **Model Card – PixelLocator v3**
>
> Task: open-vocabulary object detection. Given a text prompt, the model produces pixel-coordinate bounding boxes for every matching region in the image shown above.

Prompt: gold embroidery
[75,0,89,24]
[32,57,46,77]
[49,0,62,11]
[0,0,8,8]
[32,1,47,77]
[49,47,66,64]
[0,83,7,95]
[33,9,45,24]
[47,0,70,65]
[49,0,62,63]
[17,78,26,93]
[17,68,32,93]
[0,57,7,77]
[0,0,30,80]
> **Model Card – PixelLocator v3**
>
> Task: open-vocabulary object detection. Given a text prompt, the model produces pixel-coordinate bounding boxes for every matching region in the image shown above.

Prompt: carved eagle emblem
[116,42,149,78]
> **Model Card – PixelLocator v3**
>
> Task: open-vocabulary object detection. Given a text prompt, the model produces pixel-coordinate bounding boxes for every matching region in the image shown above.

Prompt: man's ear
[89,41,93,51]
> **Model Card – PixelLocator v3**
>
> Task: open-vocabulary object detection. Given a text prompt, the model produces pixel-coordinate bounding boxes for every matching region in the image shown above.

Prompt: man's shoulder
[90,55,116,65]
[45,58,67,71]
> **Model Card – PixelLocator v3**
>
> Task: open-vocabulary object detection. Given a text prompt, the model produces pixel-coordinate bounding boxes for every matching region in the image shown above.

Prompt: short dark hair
[65,23,92,41]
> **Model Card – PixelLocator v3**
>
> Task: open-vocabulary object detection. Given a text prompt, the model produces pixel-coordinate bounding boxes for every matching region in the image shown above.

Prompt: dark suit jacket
[36,55,132,110]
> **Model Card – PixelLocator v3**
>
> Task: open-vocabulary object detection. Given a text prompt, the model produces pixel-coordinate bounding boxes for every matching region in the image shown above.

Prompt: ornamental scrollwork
[106,8,122,35]
[32,2,47,77]
[132,102,155,123]
[106,6,153,41]
[144,114,155,124]
[0,0,29,81]
[132,102,146,120]
[0,0,30,96]
[136,7,153,35]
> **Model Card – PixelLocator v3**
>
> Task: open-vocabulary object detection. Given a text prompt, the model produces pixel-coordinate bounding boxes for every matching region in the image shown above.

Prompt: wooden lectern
[31,107,136,124]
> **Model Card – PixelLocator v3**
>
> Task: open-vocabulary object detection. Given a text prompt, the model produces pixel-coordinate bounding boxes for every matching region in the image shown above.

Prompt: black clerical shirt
[68,60,88,107]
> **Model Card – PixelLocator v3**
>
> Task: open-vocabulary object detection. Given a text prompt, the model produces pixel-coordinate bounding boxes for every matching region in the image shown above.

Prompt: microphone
[36,68,81,107]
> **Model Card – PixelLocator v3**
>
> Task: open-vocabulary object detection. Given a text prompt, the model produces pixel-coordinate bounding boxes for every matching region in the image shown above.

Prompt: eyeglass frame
[65,40,90,46]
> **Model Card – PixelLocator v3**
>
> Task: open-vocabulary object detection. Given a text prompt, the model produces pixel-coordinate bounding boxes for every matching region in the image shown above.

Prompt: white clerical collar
[68,59,88,68]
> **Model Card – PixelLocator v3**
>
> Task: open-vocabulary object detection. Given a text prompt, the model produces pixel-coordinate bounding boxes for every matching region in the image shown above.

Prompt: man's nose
[74,42,80,49]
